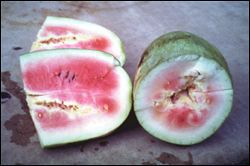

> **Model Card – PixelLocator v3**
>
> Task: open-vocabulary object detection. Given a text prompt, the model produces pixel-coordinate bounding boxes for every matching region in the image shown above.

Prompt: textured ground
[1,1,249,165]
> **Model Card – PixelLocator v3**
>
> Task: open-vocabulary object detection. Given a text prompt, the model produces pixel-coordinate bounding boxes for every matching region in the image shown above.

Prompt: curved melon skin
[20,49,132,148]
[31,16,126,66]
[134,31,233,145]
[134,31,232,93]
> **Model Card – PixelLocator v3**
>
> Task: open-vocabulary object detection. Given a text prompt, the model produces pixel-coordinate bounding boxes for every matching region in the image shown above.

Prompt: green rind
[134,31,232,94]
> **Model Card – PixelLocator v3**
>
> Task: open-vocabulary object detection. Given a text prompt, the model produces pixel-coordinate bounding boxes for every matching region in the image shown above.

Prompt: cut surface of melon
[31,16,126,65]
[20,49,131,147]
[134,55,233,145]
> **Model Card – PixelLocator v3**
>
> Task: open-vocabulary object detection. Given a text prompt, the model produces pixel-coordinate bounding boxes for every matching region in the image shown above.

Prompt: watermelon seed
[72,74,76,81]
[40,37,65,44]
[36,101,43,105]
[64,71,70,79]
[56,71,61,77]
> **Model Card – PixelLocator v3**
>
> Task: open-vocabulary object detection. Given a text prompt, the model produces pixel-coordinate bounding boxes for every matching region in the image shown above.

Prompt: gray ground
[1,1,249,165]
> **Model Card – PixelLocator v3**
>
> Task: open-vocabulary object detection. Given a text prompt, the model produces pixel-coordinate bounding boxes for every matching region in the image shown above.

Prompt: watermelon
[31,16,126,65]
[134,31,233,145]
[20,49,132,147]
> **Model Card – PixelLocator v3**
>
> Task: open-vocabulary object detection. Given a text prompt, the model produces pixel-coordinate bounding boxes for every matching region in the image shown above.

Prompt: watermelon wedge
[134,31,233,145]
[20,49,131,147]
[31,16,126,65]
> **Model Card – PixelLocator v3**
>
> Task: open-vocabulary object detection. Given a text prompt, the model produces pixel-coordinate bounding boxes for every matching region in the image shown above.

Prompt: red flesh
[23,57,118,92]
[54,38,110,52]
[24,57,120,130]
[39,26,110,52]
[36,109,72,129]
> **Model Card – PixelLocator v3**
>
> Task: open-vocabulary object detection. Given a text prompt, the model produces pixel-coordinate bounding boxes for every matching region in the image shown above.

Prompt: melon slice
[31,16,126,65]
[134,31,233,145]
[20,49,131,147]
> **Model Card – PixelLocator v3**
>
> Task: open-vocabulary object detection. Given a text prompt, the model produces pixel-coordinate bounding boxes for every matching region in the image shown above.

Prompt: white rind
[20,49,132,147]
[134,55,233,145]
[31,16,126,65]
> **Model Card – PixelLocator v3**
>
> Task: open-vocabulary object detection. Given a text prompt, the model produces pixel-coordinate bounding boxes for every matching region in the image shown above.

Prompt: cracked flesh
[136,57,233,131]
[152,70,211,129]
[22,56,119,130]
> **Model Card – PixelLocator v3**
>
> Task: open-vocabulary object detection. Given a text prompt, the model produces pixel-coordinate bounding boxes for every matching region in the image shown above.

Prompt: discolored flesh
[134,55,233,145]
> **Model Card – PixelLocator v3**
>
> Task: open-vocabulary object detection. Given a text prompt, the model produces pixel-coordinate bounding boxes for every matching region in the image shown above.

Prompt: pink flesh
[54,37,110,52]
[40,26,81,37]
[150,62,219,130]
[35,109,84,130]
[165,107,208,129]
[36,109,71,129]
[24,57,120,130]
[39,25,110,53]
[23,57,118,93]
[162,71,181,91]
[95,97,118,115]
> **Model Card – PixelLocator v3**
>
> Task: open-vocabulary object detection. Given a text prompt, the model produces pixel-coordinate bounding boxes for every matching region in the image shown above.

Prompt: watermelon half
[31,16,126,65]
[20,49,131,147]
[134,31,233,145]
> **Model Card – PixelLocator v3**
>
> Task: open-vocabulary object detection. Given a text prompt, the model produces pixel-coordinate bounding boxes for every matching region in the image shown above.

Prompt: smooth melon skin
[134,31,233,145]
[31,16,126,66]
[20,49,132,148]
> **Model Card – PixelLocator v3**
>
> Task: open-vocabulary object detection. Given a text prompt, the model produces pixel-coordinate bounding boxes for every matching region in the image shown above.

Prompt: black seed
[58,71,61,77]
[72,74,75,81]
[65,71,70,79]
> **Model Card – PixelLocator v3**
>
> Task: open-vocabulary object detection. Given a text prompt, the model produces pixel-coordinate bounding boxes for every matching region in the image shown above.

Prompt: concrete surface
[1,1,249,165]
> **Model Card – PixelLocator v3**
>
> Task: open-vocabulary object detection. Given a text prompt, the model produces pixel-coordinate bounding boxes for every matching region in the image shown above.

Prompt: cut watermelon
[134,31,233,145]
[20,49,131,147]
[31,16,126,65]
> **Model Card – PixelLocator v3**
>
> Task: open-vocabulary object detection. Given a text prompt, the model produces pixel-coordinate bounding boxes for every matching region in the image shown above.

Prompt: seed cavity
[153,70,209,112]
[36,100,79,112]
